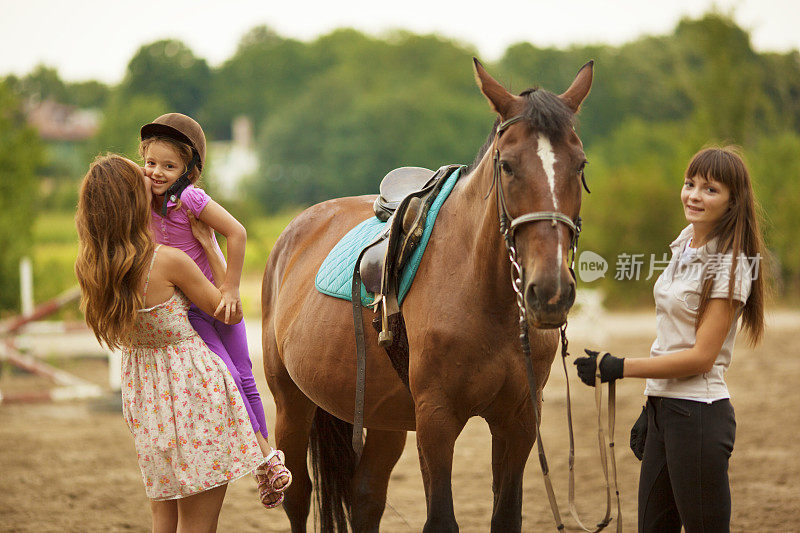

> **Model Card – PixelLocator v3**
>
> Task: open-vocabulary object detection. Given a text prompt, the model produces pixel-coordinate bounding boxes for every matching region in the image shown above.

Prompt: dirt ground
[1,312,799,532]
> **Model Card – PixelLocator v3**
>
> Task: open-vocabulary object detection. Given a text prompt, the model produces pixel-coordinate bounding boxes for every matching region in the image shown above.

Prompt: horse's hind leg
[486,402,536,533]
[263,335,316,532]
[351,428,407,533]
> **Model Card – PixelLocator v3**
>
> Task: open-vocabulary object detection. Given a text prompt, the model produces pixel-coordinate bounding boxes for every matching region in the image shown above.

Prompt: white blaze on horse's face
[535,133,563,285]
[536,134,558,211]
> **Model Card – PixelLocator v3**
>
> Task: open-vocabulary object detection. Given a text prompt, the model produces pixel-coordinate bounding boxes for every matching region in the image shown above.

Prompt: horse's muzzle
[524,276,576,329]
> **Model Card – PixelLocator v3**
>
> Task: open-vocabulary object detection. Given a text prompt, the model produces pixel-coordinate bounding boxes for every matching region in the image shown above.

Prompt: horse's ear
[473,58,515,118]
[559,60,594,113]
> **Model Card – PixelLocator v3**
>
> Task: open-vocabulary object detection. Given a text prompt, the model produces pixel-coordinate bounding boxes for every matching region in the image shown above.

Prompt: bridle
[490,113,622,533]
[490,114,584,305]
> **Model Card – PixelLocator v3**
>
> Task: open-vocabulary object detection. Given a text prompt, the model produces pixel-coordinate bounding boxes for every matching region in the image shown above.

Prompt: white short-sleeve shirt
[644,225,754,402]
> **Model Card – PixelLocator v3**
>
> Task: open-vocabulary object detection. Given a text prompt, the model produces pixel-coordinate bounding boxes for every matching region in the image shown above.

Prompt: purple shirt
[150,185,225,284]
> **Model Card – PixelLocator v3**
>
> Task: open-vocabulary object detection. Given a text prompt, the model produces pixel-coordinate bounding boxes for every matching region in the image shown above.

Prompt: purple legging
[188,304,268,439]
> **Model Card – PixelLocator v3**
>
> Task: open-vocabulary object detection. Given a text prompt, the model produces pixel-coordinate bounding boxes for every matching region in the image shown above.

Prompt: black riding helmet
[140,113,207,215]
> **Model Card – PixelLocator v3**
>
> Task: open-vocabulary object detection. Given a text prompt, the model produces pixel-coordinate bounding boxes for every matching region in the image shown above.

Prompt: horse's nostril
[566,282,576,305]
[525,283,538,308]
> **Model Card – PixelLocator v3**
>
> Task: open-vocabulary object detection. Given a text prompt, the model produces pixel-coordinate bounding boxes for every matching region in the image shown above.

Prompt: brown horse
[261,59,593,532]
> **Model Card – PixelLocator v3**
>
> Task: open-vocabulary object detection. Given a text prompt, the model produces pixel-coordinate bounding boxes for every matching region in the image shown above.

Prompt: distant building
[25,99,99,141]
[207,116,259,200]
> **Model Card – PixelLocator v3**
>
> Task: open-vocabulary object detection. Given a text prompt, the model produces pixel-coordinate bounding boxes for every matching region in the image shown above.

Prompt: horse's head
[473,59,593,329]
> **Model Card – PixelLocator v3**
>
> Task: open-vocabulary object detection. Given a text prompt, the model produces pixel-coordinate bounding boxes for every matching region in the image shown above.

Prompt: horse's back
[268,195,374,278]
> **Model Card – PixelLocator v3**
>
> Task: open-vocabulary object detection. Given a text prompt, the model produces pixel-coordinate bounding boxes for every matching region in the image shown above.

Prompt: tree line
[2,11,799,309]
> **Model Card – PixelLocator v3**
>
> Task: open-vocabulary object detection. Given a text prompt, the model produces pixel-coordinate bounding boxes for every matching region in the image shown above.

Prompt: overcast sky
[2,0,799,83]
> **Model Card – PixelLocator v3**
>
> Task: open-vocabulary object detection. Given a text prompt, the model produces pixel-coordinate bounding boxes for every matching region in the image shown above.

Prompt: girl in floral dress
[75,155,264,531]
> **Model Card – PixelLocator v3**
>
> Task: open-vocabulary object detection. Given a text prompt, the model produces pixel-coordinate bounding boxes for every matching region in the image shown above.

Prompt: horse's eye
[500,161,513,176]
[578,161,587,174]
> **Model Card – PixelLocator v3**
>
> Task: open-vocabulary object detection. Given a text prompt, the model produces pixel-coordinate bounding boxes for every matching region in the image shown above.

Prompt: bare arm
[188,210,225,288]
[159,246,243,325]
[623,298,739,379]
[197,199,246,321]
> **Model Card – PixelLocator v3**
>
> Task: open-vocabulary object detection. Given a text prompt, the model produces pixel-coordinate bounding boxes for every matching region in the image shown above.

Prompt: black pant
[638,396,736,533]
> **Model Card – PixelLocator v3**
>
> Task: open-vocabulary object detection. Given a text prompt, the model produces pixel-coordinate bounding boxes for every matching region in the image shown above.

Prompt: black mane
[468,88,575,172]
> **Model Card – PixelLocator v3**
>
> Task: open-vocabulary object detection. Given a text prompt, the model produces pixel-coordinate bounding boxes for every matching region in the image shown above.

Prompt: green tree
[673,13,762,144]
[65,80,110,109]
[248,28,488,210]
[3,66,109,109]
[497,38,694,149]
[16,64,68,103]
[756,51,800,134]
[0,81,43,310]
[93,91,169,160]
[121,39,211,117]
[205,26,318,139]
[580,118,700,304]
[749,132,800,293]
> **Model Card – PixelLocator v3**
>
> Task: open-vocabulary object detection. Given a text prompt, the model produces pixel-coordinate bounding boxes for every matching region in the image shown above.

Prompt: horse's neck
[439,155,516,313]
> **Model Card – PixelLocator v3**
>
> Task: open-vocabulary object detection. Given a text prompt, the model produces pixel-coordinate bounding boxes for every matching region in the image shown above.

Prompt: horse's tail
[309,407,357,533]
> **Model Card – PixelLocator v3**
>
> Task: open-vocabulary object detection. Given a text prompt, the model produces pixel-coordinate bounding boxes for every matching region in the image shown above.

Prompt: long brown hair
[75,155,155,349]
[689,146,768,345]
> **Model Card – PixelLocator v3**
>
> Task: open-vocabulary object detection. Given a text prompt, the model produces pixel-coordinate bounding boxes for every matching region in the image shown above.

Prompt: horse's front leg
[486,396,537,533]
[415,393,467,533]
[351,428,407,533]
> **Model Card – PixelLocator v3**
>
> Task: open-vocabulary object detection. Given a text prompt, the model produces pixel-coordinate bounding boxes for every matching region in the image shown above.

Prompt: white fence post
[108,350,122,393]
[20,256,33,316]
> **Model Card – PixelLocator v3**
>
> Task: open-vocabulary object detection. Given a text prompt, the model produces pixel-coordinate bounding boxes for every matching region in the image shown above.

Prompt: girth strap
[351,257,368,458]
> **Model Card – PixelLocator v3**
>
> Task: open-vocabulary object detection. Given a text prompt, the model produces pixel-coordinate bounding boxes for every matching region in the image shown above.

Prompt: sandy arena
[2,309,799,532]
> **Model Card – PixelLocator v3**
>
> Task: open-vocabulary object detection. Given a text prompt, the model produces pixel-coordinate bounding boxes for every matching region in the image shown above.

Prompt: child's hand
[214,284,242,324]
[213,292,243,325]
[188,211,214,248]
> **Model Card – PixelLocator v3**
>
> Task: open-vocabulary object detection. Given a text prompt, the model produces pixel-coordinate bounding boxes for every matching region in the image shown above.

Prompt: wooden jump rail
[0,286,103,404]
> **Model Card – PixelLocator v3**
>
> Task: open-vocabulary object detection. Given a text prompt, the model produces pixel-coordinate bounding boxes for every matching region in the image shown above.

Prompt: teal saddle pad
[315,166,462,306]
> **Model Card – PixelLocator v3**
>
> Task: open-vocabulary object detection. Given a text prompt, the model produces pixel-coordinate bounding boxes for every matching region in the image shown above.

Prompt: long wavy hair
[75,155,155,349]
[689,146,768,345]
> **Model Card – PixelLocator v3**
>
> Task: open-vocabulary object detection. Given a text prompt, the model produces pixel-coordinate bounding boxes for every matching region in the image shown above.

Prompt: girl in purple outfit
[138,113,291,508]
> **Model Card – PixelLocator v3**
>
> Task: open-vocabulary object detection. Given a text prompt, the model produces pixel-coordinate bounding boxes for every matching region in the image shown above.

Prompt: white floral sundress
[121,245,263,500]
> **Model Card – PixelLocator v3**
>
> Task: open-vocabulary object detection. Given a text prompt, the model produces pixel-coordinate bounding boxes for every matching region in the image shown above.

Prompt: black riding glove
[573,349,625,386]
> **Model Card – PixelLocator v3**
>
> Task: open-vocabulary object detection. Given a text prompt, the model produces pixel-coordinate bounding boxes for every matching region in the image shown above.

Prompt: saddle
[372,166,437,222]
[354,165,458,345]
[359,167,436,296]
[361,167,439,296]
[350,164,461,456]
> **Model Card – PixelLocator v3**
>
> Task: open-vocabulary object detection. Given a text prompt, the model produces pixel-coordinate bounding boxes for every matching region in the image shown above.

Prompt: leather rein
[491,114,622,532]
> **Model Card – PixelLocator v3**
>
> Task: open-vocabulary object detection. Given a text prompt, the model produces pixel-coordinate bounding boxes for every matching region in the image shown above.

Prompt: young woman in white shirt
[574,146,767,532]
